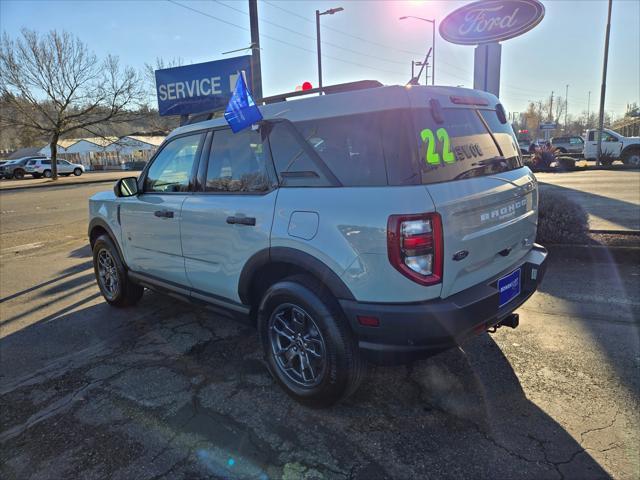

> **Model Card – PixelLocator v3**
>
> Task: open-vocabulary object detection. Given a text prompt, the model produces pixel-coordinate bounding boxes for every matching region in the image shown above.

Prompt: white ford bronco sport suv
[89,81,547,406]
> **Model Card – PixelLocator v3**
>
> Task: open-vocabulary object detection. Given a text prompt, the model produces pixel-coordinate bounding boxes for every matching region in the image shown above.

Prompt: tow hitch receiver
[488,313,519,333]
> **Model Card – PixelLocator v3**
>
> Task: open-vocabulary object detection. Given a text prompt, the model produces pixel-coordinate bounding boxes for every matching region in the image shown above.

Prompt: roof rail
[261,80,383,105]
[181,80,383,126]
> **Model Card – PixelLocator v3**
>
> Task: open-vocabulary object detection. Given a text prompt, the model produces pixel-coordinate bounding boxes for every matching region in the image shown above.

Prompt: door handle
[154,209,174,218]
[226,216,256,226]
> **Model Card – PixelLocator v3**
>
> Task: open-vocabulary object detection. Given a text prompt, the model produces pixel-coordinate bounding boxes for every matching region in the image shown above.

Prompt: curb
[589,229,640,236]
[0,175,136,193]
[547,244,640,264]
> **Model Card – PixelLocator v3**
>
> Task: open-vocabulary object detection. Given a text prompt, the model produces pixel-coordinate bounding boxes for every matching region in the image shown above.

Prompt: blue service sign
[155,56,252,116]
[440,0,545,45]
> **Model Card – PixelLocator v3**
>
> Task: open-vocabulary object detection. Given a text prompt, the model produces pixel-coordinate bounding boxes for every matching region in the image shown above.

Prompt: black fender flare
[88,217,126,265]
[238,247,355,304]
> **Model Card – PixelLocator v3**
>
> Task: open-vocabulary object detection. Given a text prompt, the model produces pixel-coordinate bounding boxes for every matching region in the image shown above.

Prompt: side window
[43,160,51,165]
[293,115,388,186]
[570,137,583,144]
[604,132,618,142]
[588,131,595,141]
[268,122,332,187]
[205,128,270,193]
[144,133,202,193]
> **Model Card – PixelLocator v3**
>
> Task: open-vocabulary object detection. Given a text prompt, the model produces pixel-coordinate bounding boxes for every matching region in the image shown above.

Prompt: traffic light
[302,81,313,91]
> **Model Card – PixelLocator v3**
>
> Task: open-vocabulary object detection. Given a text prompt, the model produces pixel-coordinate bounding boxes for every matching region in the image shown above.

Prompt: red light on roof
[302,81,313,91]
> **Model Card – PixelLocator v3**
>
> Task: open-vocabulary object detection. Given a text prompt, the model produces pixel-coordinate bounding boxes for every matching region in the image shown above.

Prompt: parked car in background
[583,129,640,166]
[0,156,46,179]
[25,158,85,178]
[550,136,584,154]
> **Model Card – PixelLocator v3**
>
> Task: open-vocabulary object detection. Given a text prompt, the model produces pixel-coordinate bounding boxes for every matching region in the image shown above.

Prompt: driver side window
[144,134,203,193]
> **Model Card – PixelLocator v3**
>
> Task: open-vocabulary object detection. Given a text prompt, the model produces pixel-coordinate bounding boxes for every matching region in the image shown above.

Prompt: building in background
[106,135,165,167]
[2,134,165,168]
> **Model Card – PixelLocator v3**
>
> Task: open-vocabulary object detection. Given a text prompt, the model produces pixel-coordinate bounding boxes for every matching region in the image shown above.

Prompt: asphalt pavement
[1,180,639,479]
[536,170,640,231]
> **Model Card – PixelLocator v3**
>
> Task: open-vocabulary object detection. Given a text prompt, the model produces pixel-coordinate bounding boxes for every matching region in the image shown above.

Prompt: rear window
[271,107,521,187]
[408,108,522,184]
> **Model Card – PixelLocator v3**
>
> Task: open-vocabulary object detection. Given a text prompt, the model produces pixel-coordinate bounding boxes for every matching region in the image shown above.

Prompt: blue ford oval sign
[439,0,545,45]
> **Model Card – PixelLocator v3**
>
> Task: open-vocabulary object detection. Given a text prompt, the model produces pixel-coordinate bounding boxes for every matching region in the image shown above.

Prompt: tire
[600,158,614,167]
[258,274,365,407]
[73,168,82,176]
[13,169,25,180]
[558,148,567,153]
[622,150,640,167]
[92,234,144,307]
[43,169,52,178]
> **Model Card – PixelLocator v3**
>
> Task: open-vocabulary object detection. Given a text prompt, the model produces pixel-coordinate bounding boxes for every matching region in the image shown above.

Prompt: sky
[1,0,639,120]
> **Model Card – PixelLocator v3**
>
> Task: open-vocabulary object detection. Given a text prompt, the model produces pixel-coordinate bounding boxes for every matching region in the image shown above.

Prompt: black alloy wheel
[268,303,327,387]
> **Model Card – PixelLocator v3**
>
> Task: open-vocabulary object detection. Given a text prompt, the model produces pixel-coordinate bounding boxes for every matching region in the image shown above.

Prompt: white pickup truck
[583,128,640,166]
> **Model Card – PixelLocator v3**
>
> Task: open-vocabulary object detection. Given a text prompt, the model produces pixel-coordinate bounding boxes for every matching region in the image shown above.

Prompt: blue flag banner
[224,74,263,133]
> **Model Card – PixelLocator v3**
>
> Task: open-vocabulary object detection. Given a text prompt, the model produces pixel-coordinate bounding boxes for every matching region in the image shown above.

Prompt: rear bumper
[340,244,547,365]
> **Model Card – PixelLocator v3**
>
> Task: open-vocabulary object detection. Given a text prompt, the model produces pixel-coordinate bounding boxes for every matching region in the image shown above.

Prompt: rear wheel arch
[239,247,356,311]
[621,145,640,162]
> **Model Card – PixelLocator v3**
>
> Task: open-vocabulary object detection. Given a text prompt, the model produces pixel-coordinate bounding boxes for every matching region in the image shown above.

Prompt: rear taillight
[387,213,443,286]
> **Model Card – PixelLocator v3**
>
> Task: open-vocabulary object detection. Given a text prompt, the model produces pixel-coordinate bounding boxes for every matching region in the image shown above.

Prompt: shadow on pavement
[0,292,608,480]
[0,260,93,304]
[536,253,640,401]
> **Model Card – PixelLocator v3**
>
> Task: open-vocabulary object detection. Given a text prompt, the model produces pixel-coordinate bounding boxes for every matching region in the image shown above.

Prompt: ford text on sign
[155,56,252,116]
[439,0,545,45]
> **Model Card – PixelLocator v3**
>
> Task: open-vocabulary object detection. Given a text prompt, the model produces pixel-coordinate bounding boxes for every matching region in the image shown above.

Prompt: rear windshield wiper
[471,156,507,167]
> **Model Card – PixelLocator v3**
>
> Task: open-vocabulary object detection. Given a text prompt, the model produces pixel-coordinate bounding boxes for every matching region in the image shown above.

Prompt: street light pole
[316,7,344,93]
[316,10,322,91]
[399,16,436,85]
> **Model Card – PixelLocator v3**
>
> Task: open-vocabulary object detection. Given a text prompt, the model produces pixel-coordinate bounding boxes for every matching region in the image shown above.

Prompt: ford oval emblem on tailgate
[453,250,469,261]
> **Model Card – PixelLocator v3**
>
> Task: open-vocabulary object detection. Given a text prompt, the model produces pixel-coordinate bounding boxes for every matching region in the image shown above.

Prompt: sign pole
[473,42,501,97]
[248,0,263,102]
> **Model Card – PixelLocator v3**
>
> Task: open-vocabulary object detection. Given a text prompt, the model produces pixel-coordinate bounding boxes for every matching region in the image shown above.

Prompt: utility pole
[565,84,569,131]
[597,0,613,166]
[549,91,554,121]
[248,0,262,101]
[587,91,591,128]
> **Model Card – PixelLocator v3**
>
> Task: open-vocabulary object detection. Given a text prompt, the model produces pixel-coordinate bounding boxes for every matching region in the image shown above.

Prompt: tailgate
[426,167,538,298]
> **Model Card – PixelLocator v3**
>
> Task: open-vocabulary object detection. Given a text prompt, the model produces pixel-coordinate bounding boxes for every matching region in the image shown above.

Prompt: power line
[262,0,425,57]
[215,0,407,67]
[166,0,403,77]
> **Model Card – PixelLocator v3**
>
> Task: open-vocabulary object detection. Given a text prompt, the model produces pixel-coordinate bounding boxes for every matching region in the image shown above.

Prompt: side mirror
[114,177,139,197]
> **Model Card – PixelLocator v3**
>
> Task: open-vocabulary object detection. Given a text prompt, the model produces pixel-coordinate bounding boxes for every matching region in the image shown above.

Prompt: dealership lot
[1,176,639,479]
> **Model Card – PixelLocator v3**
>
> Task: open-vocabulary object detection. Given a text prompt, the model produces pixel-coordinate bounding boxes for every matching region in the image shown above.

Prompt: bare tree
[0,29,143,179]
